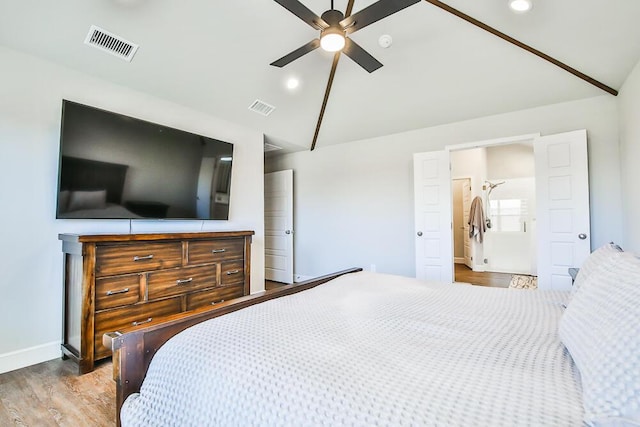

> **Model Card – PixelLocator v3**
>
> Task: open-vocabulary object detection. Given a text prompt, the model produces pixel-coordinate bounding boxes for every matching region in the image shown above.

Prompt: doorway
[451,142,537,284]
[413,130,591,291]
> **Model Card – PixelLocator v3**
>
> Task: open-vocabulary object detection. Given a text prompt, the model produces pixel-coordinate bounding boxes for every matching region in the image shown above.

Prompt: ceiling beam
[424,0,618,96]
[311,0,356,151]
[311,52,341,151]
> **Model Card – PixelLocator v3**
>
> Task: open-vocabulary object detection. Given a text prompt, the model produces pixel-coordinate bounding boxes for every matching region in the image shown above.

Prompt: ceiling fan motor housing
[321,9,344,27]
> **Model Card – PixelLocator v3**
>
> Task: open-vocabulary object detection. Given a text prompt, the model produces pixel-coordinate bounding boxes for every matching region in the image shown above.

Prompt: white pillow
[559,252,640,426]
[570,242,623,300]
[67,190,107,212]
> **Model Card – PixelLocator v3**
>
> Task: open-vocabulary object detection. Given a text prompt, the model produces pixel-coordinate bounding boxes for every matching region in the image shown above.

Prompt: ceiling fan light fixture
[320,27,345,52]
[508,0,532,13]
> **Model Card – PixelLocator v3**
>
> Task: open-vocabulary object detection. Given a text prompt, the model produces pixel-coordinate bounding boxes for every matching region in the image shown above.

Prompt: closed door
[534,130,590,290]
[264,170,294,284]
[413,151,453,283]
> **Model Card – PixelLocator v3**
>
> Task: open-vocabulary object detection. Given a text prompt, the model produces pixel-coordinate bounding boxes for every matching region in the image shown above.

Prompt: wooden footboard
[104,268,362,426]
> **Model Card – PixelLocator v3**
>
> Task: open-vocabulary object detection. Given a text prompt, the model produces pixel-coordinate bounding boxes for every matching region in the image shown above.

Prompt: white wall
[0,46,265,373]
[266,95,623,279]
[618,58,640,253]
[486,144,535,179]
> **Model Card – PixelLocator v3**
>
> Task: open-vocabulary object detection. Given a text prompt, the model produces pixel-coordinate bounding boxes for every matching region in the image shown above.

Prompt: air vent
[248,99,276,117]
[264,142,283,152]
[84,25,139,62]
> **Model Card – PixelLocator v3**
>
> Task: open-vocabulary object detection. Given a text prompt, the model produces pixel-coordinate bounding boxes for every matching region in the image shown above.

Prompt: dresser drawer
[94,297,182,358]
[186,285,245,311]
[221,260,245,286]
[95,242,182,277]
[188,239,244,265]
[95,275,141,310]
[147,265,217,300]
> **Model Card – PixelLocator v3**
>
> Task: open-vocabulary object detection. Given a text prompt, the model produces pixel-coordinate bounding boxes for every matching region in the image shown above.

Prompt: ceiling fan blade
[273,0,328,30]
[311,53,341,151]
[340,0,420,35]
[342,38,383,73]
[270,39,321,68]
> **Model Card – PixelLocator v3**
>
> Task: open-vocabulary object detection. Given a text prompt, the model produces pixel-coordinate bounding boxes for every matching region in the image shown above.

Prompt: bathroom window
[489,199,528,232]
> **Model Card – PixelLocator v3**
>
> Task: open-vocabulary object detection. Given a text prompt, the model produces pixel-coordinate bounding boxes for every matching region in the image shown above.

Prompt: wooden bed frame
[104,268,362,426]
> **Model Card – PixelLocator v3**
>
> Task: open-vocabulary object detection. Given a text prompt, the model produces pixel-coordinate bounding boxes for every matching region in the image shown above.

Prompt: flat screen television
[56,100,234,220]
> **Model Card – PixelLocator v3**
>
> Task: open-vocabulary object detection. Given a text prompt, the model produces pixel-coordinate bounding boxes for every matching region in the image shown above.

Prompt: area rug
[509,274,538,289]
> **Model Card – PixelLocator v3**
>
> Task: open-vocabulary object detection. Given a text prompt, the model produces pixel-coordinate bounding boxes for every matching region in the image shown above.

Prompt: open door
[413,151,453,283]
[264,170,294,284]
[535,130,590,290]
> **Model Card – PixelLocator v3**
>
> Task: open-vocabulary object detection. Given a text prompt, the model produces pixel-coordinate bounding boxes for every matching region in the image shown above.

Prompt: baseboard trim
[454,257,465,264]
[294,274,314,283]
[0,341,61,374]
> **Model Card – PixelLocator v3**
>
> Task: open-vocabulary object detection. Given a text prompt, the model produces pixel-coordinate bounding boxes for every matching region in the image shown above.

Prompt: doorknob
[417,231,423,236]
[578,233,587,240]
[285,230,291,235]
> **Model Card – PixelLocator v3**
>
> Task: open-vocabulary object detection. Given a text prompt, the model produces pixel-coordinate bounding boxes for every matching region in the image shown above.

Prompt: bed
[107,245,640,426]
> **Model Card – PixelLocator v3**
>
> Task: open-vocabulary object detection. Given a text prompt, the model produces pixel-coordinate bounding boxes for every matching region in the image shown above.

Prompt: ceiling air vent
[248,99,276,117]
[84,25,139,62]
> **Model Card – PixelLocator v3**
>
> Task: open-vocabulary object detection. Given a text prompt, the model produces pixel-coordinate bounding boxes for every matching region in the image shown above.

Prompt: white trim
[294,274,314,282]
[454,257,465,264]
[0,341,61,374]
[445,133,540,152]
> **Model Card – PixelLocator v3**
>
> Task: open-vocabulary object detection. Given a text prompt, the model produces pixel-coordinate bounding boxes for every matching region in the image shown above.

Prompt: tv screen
[56,100,234,220]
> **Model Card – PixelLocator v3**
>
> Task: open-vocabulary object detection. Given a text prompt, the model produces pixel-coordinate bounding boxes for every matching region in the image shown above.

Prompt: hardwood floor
[265,280,288,290]
[454,263,512,288]
[0,358,115,426]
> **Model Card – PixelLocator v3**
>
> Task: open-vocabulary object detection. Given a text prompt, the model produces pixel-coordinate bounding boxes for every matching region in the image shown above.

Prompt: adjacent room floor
[455,263,512,288]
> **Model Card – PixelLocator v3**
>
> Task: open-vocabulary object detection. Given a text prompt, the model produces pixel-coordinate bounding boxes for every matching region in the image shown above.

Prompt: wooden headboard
[60,156,129,204]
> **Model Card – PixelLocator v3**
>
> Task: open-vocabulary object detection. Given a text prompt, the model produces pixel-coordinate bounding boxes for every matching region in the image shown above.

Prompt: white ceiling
[2,0,640,152]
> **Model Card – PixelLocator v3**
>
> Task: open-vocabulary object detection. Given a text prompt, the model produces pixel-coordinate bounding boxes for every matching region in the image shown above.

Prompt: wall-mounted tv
[56,100,234,220]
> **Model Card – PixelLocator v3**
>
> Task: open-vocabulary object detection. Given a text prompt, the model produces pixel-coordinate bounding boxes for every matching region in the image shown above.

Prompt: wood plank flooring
[454,263,512,288]
[0,358,115,426]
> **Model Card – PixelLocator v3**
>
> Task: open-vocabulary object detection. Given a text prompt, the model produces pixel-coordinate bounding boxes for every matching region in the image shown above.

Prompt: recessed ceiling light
[509,0,532,13]
[286,77,300,90]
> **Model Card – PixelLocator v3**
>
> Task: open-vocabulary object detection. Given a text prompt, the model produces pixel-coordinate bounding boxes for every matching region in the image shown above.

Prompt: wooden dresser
[59,231,254,374]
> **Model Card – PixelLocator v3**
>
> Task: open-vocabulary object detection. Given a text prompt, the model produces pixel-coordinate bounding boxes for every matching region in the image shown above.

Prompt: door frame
[444,133,540,280]
[451,177,472,268]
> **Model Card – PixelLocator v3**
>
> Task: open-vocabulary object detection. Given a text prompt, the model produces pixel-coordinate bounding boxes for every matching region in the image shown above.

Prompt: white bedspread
[121,271,583,426]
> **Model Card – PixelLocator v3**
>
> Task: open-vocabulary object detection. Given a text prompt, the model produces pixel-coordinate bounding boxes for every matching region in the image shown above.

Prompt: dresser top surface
[59,230,254,244]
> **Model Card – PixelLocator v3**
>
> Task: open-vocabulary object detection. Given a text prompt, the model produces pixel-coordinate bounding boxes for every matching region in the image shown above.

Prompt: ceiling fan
[271,0,420,150]
[271,0,618,151]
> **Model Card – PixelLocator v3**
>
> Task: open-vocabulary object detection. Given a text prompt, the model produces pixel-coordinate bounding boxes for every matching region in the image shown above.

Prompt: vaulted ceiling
[2,0,640,152]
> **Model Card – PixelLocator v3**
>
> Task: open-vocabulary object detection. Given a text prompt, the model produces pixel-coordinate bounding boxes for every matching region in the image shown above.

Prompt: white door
[264,170,294,284]
[535,129,590,291]
[461,178,472,268]
[413,151,453,283]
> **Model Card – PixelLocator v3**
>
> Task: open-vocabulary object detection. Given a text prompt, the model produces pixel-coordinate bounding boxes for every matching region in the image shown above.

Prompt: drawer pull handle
[226,270,240,275]
[211,299,226,306]
[106,287,130,296]
[176,278,193,285]
[133,254,154,262]
[132,317,152,326]
[211,249,226,254]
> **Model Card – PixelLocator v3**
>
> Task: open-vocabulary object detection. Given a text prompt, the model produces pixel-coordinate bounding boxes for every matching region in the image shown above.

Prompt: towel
[468,196,486,243]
